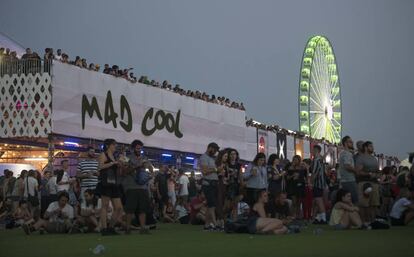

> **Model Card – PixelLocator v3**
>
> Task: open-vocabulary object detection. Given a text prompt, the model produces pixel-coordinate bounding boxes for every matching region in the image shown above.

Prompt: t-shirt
[120,173,141,192]
[46,201,74,222]
[268,201,290,219]
[390,198,412,219]
[81,199,102,217]
[237,201,250,216]
[339,150,356,182]
[200,153,218,180]
[23,176,38,198]
[190,197,204,220]
[47,176,58,195]
[77,159,99,189]
[175,205,188,219]
[267,166,283,193]
[57,171,70,192]
[179,175,190,196]
[311,156,327,189]
[355,154,379,182]
[155,172,168,195]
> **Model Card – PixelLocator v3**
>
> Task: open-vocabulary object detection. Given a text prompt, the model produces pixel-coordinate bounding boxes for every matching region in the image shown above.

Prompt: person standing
[155,164,170,218]
[215,150,229,231]
[96,139,123,236]
[338,136,359,204]
[267,154,284,199]
[24,170,39,217]
[178,169,190,203]
[355,141,381,226]
[77,146,99,200]
[200,142,220,231]
[57,160,70,193]
[286,155,307,219]
[310,145,328,224]
[243,153,268,207]
[127,140,153,234]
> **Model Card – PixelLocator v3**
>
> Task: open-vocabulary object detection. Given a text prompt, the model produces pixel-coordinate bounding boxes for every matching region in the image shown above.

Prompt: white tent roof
[0,32,25,57]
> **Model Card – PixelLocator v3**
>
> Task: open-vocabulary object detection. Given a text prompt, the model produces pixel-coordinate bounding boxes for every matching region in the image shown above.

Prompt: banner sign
[276,132,287,160]
[52,63,247,158]
[257,129,269,156]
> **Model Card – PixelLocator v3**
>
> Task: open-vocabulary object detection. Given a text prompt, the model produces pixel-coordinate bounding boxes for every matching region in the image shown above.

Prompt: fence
[0,59,52,76]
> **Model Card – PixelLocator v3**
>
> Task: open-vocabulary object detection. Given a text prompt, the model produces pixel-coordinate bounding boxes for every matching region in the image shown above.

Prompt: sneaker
[318,220,328,225]
[312,220,321,225]
[203,225,215,232]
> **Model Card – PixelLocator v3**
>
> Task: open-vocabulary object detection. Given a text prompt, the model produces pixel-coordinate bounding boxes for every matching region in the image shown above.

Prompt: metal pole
[47,134,54,170]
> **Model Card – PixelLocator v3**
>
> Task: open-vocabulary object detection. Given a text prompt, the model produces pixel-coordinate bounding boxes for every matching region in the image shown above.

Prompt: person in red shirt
[190,191,207,225]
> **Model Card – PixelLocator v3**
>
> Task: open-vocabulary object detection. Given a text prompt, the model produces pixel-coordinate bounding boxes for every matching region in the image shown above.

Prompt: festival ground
[0,223,413,257]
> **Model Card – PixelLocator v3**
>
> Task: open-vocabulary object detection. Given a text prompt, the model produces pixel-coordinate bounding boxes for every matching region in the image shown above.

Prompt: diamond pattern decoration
[0,73,52,137]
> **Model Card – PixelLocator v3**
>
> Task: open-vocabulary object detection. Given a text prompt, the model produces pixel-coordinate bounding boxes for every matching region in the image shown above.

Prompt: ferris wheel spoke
[315,45,328,99]
[312,115,325,138]
[311,114,324,126]
[331,118,342,127]
[310,111,325,114]
[310,97,324,111]
[310,59,324,105]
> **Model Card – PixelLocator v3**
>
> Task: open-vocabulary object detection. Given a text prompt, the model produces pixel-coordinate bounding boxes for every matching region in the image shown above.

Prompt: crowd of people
[0,46,245,111]
[0,136,413,236]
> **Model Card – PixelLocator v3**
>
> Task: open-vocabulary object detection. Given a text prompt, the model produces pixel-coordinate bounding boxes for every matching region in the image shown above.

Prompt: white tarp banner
[52,62,248,158]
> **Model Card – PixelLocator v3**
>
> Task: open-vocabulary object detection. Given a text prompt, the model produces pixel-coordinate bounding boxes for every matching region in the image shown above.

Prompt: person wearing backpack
[126,140,153,235]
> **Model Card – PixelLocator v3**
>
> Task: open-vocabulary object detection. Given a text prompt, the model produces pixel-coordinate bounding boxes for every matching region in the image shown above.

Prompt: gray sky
[1,0,413,159]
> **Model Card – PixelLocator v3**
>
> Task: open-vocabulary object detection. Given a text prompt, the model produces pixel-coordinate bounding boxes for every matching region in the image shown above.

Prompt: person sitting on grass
[246,190,288,235]
[175,197,189,224]
[329,189,363,230]
[163,199,176,223]
[268,192,293,220]
[13,200,34,227]
[76,189,101,232]
[389,189,414,226]
[22,191,74,235]
[189,191,207,225]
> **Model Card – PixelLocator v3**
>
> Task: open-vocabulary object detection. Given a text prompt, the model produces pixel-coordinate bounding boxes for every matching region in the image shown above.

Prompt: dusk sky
[1,0,413,158]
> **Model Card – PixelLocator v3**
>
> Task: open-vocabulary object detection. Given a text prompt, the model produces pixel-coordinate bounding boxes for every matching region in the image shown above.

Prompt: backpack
[370,218,390,230]
[135,169,151,186]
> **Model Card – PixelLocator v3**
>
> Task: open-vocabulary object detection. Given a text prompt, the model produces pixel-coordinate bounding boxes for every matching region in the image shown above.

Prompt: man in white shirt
[390,190,414,226]
[57,160,70,192]
[23,191,74,234]
[178,169,190,203]
[24,170,39,199]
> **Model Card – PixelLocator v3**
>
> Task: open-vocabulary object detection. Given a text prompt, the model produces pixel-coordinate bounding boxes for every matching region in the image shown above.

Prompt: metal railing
[0,58,52,76]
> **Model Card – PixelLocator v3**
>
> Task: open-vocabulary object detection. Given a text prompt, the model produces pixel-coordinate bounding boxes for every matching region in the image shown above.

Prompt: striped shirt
[77,159,99,189]
[311,156,327,189]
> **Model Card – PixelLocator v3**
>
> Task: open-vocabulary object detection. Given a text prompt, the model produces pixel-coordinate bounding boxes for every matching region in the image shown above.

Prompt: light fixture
[64,141,79,147]
[25,157,47,161]
[185,156,195,160]
[162,153,172,158]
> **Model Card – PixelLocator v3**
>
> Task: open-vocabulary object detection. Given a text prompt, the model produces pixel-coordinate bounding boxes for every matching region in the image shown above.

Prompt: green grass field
[0,223,413,257]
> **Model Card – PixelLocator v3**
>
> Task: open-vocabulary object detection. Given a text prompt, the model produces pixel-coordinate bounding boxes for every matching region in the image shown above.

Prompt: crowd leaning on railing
[0,138,413,236]
[0,47,245,111]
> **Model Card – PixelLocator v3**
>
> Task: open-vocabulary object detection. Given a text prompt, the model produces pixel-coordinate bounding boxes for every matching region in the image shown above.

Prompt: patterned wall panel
[0,73,52,137]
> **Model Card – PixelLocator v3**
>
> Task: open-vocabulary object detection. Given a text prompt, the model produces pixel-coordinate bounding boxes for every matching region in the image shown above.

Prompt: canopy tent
[0,31,25,57]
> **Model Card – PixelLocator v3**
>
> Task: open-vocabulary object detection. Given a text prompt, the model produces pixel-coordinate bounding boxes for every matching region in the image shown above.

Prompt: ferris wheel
[298,35,342,144]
